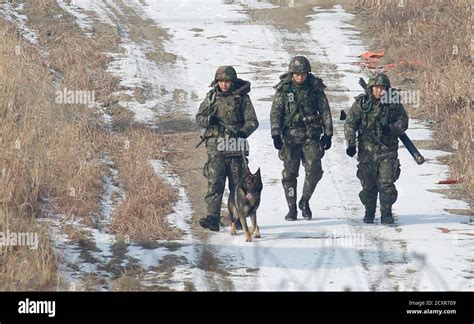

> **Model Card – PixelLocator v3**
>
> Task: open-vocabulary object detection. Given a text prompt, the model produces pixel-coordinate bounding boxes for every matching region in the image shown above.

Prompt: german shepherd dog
[228,166,263,242]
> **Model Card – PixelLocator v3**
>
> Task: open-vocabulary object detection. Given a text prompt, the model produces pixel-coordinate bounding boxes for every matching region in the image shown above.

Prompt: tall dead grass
[109,128,181,241]
[30,0,181,240]
[1,0,182,291]
[353,0,473,205]
[0,0,112,289]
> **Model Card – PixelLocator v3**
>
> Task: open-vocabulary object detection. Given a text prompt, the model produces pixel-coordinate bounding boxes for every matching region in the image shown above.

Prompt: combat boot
[298,199,312,220]
[199,214,220,231]
[285,206,297,221]
[363,209,375,223]
[381,206,394,224]
[283,182,297,221]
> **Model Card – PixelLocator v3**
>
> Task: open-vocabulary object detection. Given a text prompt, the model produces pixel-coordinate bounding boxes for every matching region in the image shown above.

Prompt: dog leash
[240,146,248,172]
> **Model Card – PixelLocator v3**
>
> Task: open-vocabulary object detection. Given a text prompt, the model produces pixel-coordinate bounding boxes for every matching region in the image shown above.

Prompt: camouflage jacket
[344,92,409,162]
[270,73,333,144]
[196,79,259,156]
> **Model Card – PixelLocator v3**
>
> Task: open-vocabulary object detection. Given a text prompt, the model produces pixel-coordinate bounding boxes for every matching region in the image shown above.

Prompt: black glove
[320,135,332,150]
[381,124,391,136]
[272,135,283,150]
[207,115,219,126]
[235,130,247,139]
[346,146,356,157]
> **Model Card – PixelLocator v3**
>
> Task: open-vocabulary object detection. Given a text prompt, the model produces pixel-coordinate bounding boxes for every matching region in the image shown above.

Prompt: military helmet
[214,66,237,81]
[367,73,391,88]
[289,56,311,73]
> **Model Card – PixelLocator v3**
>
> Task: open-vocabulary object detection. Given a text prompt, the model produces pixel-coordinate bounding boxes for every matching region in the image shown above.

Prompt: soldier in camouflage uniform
[196,66,259,231]
[344,73,408,224]
[270,56,333,221]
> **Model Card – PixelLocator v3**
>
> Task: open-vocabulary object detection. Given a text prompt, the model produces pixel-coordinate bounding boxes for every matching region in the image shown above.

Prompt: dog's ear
[255,168,261,177]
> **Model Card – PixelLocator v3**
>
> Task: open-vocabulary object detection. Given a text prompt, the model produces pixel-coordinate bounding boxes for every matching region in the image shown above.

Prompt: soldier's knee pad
[377,176,397,193]
[379,185,397,204]
[359,189,377,205]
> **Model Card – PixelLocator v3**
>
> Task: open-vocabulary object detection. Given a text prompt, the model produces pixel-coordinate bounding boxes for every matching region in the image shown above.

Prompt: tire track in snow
[135,0,372,290]
[306,5,472,291]
[306,5,428,291]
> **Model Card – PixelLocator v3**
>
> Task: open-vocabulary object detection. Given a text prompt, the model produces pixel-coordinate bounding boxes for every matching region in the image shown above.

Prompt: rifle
[341,78,425,165]
[195,118,238,148]
[195,117,213,149]
[195,132,209,149]
[195,89,243,148]
[361,125,390,151]
[195,93,218,149]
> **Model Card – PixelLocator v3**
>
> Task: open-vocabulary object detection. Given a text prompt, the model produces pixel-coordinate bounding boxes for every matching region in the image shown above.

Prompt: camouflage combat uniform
[270,56,333,221]
[196,66,259,231]
[344,73,409,224]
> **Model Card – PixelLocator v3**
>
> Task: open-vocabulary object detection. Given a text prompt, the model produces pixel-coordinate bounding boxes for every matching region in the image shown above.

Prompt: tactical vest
[280,82,323,142]
[356,94,400,150]
[206,89,245,138]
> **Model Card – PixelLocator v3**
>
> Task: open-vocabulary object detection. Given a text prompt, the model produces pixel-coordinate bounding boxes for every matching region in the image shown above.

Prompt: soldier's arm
[270,91,284,137]
[389,104,409,135]
[239,95,259,137]
[344,100,362,147]
[195,99,211,129]
[317,91,333,136]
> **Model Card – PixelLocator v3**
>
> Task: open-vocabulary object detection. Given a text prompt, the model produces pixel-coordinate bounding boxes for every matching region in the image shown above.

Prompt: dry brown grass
[0,0,190,290]
[0,22,60,290]
[23,0,110,223]
[0,0,116,287]
[353,0,473,205]
[109,127,182,241]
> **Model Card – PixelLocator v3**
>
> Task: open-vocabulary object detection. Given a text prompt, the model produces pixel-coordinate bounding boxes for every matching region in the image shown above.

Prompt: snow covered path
[137,0,472,291]
[48,0,472,290]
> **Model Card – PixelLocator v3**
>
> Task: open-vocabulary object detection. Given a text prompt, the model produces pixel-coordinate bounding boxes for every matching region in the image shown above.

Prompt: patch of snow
[238,0,279,9]
[56,0,93,32]
[57,0,115,31]
[126,244,168,269]
[0,2,39,44]
[149,160,193,235]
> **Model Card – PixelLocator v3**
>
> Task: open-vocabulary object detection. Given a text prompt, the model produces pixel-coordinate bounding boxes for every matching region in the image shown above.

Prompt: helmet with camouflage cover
[214,66,237,81]
[288,56,311,73]
[367,73,391,88]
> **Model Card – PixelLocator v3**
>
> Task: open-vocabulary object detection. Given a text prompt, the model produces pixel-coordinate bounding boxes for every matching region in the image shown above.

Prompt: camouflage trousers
[203,154,245,216]
[356,157,401,213]
[278,140,324,207]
